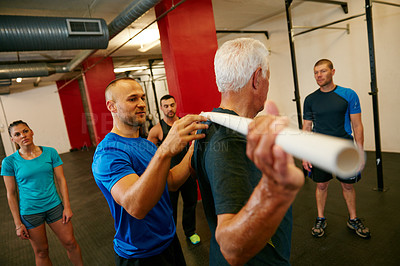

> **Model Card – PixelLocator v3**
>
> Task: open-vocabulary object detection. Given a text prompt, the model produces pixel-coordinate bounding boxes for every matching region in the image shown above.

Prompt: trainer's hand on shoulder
[247,115,304,192]
[159,115,208,157]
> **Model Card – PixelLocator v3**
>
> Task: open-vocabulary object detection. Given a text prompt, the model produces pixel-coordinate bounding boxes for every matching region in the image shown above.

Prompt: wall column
[156,0,220,200]
[82,56,115,144]
[155,0,220,116]
[57,79,92,150]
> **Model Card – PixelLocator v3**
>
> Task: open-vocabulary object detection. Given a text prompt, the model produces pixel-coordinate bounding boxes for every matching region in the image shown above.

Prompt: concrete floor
[0,149,399,265]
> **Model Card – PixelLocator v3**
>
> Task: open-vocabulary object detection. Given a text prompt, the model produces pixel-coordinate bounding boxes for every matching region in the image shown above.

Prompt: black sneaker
[311,217,327,237]
[347,218,371,239]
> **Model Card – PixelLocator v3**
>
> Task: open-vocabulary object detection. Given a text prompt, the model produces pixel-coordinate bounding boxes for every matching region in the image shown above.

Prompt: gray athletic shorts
[20,203,63,229]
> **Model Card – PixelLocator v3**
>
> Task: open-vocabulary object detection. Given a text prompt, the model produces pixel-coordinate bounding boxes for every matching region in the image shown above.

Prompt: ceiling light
[16,77,22,83]
[130,28,160,45]
[114,66,147,73]
[138,39,160,53]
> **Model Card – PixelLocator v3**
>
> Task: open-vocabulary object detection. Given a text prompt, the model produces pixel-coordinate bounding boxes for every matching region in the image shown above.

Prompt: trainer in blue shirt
[92,77,208,265]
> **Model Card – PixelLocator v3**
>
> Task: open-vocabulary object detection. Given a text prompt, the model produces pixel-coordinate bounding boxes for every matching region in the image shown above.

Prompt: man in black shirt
[303,59,370,239]
[192,38,304,265]
[148,95,200,245]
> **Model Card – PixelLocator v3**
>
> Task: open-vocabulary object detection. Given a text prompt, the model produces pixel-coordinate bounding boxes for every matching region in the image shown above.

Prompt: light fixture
[130,28,159,45]
[114,66,147,73]
[127,27,160,52]
[138,39,160,53]
[16,77,22,83]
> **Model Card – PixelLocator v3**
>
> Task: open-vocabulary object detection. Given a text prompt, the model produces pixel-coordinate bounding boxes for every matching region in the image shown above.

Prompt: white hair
[214,38,270,93]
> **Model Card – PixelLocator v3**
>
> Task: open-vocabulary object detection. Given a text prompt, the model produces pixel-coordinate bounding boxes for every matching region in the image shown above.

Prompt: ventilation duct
[0,0,162,80]
[0,15,109,52]
[65,0,162,72]
[107,0,162,39]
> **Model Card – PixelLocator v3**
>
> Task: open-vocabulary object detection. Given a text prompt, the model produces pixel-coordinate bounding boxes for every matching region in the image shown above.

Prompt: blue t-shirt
[1,146,63,215]
[303,85,361,140]
[92,133,175,259]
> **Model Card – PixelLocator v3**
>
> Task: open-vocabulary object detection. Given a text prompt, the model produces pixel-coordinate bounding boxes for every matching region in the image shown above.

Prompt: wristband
[15,224,23,231]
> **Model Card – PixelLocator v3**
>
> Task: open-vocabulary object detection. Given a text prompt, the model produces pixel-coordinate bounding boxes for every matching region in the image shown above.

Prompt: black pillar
[365,0,384,191]
[285,0,303,130]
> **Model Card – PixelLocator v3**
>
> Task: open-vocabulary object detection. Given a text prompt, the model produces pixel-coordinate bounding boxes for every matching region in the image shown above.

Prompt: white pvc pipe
[200,112,361,178]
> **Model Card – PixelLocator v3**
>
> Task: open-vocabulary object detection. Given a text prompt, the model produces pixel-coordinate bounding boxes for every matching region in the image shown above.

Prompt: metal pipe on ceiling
[0,63,62,79]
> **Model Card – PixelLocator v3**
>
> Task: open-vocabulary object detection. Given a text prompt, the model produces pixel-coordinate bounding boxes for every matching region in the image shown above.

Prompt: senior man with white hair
[192,38,304,266]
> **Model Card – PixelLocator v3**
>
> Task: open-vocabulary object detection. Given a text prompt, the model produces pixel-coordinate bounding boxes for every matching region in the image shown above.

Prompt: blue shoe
[347,218,371,239]
[311,217,326,238]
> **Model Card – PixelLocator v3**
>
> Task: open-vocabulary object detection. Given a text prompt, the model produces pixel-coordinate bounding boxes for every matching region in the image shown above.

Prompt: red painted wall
[82,56,115,144]
[57,79,92,150]
[156,0,220,200]
[155,0,220,117]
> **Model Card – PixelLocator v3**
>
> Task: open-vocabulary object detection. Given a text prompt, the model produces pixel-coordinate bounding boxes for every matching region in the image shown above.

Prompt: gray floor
[0,149,399,265]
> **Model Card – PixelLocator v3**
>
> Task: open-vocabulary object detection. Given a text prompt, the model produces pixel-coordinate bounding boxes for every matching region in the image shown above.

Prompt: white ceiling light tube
[114,66,148,73]
[138,39,160,52]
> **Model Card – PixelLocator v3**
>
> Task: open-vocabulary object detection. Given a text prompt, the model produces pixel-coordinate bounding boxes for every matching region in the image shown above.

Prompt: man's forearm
[168,149,192,191]
[302,120,312,132]
[120,150,172,219]
[354,126,364,150]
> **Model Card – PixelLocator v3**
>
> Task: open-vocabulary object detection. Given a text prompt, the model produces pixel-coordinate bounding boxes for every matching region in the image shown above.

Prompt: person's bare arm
[302,119,312,132]
[3,176,30,239]
[350,113,365,170]
[147,123,162,145]
[167,142,195,191]
[214,116,304,266]
[302,119,313,171]
[53,165,73,224]
[350,113,364,150]
[111,115,207,219]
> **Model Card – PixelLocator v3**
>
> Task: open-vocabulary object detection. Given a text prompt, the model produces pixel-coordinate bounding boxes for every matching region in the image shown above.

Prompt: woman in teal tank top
[2,120,83,265]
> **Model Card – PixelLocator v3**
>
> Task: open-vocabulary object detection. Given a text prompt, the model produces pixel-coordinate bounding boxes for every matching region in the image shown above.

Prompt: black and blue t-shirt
[303,85,361,140]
